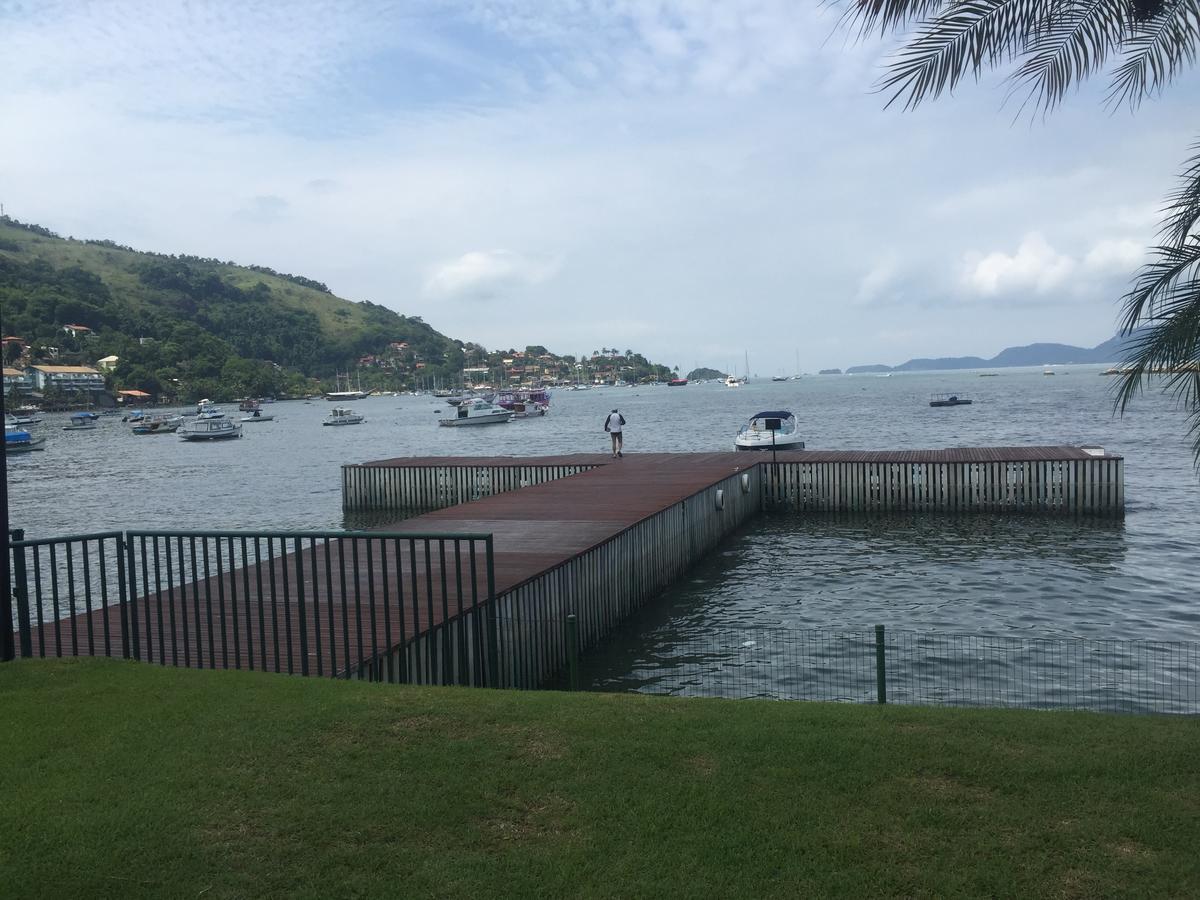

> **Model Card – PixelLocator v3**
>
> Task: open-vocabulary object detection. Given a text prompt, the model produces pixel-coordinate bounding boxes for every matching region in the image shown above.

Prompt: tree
[849,0,1200,453]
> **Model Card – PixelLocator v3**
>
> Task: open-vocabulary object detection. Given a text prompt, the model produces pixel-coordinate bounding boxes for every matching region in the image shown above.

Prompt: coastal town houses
[3,367,33,396]
[29,364,106,394]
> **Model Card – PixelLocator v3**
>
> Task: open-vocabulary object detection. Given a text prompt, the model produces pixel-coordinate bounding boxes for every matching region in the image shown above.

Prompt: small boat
[196,400,225,419]
[929,393,973,407]
[5,411,41,426]
[735,410,805,451]
[439,398,513,427]
[62,412,99,431]
[323,407,364,426]
[1043,368,1056,376]
[668,378,688,387]
[240,409,275,423]
[724,375,745,388]
[132,414,184,435]
[177,418,242,441]
[495,388,551,415]
[771,375,789,382]
[5,425,45,453]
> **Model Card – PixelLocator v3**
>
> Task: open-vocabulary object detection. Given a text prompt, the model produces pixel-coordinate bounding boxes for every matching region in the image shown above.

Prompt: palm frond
[1115,240,1200,435]
[1162,142,1200,246]
[878,0,1058,108]
[843,0,951,36]
[1107,0,1200,107]
[1008,0,1131,112]
[1119,239,1200,329]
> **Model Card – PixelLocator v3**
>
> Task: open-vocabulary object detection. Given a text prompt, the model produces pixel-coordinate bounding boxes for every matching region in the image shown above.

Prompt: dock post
[10,529,29,658]
[874,624,887,704]
[566,613,579,691]
[484,535,499,688]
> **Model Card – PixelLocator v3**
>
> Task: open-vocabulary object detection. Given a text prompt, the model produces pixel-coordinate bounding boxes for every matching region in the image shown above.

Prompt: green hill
[0,217,464,400]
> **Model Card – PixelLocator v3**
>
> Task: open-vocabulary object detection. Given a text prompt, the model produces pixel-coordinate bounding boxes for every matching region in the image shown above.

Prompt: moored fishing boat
[323,407,364,426]
[62,412,99,431]
[178,418,242,441]
[5,425,45,453]
[495,388,551,416]
[132,413,184,435]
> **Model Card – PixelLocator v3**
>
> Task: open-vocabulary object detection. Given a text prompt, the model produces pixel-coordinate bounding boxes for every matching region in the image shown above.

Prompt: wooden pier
[18,446,1124,687]
[345,446,1124,518]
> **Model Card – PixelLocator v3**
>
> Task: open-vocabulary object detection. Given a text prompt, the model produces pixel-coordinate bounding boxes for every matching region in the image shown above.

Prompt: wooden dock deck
[22,453,759,679]
[20,445,1125,684]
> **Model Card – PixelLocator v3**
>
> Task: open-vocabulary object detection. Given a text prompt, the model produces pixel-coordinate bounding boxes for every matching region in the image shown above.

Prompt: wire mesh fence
[540,618,1200,715]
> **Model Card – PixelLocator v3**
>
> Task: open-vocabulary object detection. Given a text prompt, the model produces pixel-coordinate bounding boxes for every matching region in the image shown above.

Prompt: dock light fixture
[741,473,751,493]
[715,488,724,511]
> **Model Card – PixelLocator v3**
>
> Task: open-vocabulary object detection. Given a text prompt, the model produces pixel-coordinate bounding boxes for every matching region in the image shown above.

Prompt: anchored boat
[439,398,513,427]
[735,410,805,451]
[5,425,45,453]
[132,414,184,435]
[62,412,99,431]
[178,418,242,441]
[323,407,364,426]
[929,393,973,408]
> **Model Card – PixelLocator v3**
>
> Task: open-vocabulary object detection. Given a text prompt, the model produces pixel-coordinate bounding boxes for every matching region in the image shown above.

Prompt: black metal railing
[6,529,497,686]
[553,620,1200,715]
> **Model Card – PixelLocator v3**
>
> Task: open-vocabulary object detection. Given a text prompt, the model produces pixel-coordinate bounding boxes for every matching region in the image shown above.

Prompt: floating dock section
[345,447,1124,518]
[343,446,1122,687]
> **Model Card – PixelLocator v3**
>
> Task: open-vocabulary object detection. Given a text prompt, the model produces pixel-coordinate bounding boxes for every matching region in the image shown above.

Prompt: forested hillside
[0,217,463,399]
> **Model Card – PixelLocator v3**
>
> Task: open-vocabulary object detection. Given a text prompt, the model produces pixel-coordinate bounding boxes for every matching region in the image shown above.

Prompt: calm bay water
[9,367,1200,660]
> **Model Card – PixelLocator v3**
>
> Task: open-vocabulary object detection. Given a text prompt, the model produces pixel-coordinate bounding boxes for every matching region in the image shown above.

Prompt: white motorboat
[178,418,242,441]
[132,414,185,435]
[240,410,275,423]
[323,407,364,426]
[196,399,225,419]
[5,411,41,426]
[724,375,745,388]
[438,398,513,426]
[62,412,99,431]
[735,410,805,451]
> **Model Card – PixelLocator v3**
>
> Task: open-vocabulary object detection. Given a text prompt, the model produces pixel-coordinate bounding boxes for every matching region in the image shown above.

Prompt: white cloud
[424,250,561,299]
[961,233,1076,296]
[1084,238,1144,273]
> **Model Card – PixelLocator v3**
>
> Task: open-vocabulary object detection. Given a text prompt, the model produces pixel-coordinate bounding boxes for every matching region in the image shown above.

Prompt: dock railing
[545,621,1200,715]
[6,529,498,686]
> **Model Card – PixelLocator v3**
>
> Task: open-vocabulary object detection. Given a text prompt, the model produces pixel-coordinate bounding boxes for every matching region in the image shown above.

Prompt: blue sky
[2,1,1196,372]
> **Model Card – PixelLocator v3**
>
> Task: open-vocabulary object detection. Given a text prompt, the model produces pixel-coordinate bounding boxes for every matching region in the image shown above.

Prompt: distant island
[845,334,1136,374]
[686,367,726,380]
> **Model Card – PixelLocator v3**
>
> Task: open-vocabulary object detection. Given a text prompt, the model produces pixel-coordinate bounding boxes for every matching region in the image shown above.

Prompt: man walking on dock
[604,408,625,458]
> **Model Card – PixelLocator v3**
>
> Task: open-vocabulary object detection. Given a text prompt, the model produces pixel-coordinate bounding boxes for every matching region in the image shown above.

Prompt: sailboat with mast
[326,371,369,401]
[725,351,749,387]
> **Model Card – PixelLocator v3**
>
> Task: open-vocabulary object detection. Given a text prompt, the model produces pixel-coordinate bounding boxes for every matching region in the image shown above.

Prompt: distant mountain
[845,334,1139,374]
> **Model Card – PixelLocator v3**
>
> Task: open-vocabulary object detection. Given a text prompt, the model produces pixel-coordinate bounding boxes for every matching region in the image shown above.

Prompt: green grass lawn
[3,659,1198,898]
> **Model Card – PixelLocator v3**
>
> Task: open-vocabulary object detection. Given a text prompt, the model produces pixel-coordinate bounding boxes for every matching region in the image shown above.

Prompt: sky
[2,1,1196,374]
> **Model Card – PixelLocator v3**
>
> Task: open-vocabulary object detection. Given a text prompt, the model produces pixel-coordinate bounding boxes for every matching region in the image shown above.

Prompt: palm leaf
[1115,239,1200,462]
[1161,142,1200,246]
[1008,0,1131,112]
[1107,0,1200,107]
[877,0,1058,108]
[843,0,951,35]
